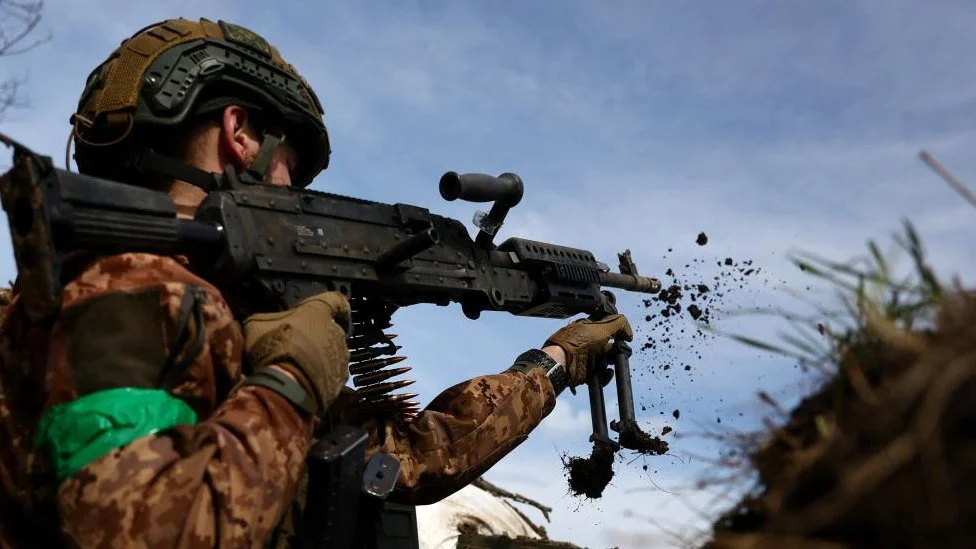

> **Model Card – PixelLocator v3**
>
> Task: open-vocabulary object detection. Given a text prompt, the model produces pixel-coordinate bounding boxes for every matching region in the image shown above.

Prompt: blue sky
[4,1,976,547]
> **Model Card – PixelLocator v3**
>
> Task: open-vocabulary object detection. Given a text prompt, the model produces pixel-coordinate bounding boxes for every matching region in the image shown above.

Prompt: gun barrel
[600,272,661,294]
[376,228,440,267]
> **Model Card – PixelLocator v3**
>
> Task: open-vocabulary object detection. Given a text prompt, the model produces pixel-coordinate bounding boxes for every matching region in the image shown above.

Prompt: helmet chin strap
[135,149,222,192]
[243,131,284,182]
[133,130,286,192]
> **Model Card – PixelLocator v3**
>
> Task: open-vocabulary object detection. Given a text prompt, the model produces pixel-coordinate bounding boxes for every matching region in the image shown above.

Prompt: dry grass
[699,153,976,549]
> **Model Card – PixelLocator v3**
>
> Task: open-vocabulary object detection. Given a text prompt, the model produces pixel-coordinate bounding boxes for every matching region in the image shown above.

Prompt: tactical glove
[243,292,352,413]
[544,314,633,387]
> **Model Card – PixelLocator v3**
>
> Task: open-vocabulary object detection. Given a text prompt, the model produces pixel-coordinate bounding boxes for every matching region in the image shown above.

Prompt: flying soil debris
[562,231,773,499]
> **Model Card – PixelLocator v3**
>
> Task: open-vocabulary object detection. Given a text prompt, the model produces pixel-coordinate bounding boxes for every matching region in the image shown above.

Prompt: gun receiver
[0,132,661,456]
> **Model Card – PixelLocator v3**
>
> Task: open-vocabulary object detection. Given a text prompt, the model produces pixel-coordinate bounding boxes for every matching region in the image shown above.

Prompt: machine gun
[0,133,661,547]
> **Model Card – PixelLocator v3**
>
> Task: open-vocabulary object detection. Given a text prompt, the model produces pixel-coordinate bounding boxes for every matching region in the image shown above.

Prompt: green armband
[35,388,198,482]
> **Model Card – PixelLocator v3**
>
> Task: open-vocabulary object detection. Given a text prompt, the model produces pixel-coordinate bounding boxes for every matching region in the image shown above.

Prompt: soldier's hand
[544,314,633,387]
[243,291,352,412]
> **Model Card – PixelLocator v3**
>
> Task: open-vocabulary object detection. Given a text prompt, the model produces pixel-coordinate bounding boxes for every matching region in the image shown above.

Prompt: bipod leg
[585,364,620,452]
[608,340,666,453]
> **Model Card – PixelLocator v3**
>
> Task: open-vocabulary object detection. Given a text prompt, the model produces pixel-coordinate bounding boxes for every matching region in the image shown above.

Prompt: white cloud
[539,395,592,437]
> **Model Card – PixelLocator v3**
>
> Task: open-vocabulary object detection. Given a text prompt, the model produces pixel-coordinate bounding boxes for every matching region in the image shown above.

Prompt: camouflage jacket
[0,253,556,549]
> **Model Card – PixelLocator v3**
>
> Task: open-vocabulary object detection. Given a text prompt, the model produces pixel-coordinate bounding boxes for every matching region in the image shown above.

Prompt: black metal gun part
[0,132,662,466]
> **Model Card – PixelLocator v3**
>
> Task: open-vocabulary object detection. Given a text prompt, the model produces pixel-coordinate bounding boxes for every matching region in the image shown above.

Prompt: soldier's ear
[219,105,256,168]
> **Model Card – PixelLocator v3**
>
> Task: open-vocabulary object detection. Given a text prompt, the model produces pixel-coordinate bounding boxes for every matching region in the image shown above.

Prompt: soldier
[0,18,633,549]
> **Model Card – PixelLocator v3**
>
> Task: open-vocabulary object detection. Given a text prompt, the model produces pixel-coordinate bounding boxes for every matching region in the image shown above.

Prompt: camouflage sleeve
[48,254,315,548]
[362,368,556,505]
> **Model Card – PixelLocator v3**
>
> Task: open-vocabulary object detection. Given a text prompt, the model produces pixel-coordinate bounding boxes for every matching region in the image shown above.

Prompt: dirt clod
[696,232,709,246]
[619,427,669,455]
[564,443,616,499]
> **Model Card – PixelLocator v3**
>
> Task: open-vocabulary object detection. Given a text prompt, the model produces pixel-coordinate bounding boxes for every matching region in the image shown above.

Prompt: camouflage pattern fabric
[0,253,314,548]
[0,252,557,548]
[359,369,556,505]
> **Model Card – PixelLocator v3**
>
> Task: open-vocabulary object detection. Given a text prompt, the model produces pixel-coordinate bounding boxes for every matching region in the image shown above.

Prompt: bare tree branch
[0,0,48,120]
[0,1,49,56]
[919,149,976,211]
[471,477,554,522]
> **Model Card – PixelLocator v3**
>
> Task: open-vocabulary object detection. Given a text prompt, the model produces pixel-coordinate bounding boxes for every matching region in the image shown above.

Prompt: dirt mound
[704,291,976,549]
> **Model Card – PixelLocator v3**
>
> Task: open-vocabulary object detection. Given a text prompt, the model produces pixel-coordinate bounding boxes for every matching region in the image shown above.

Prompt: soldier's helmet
[70,18,330,188]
